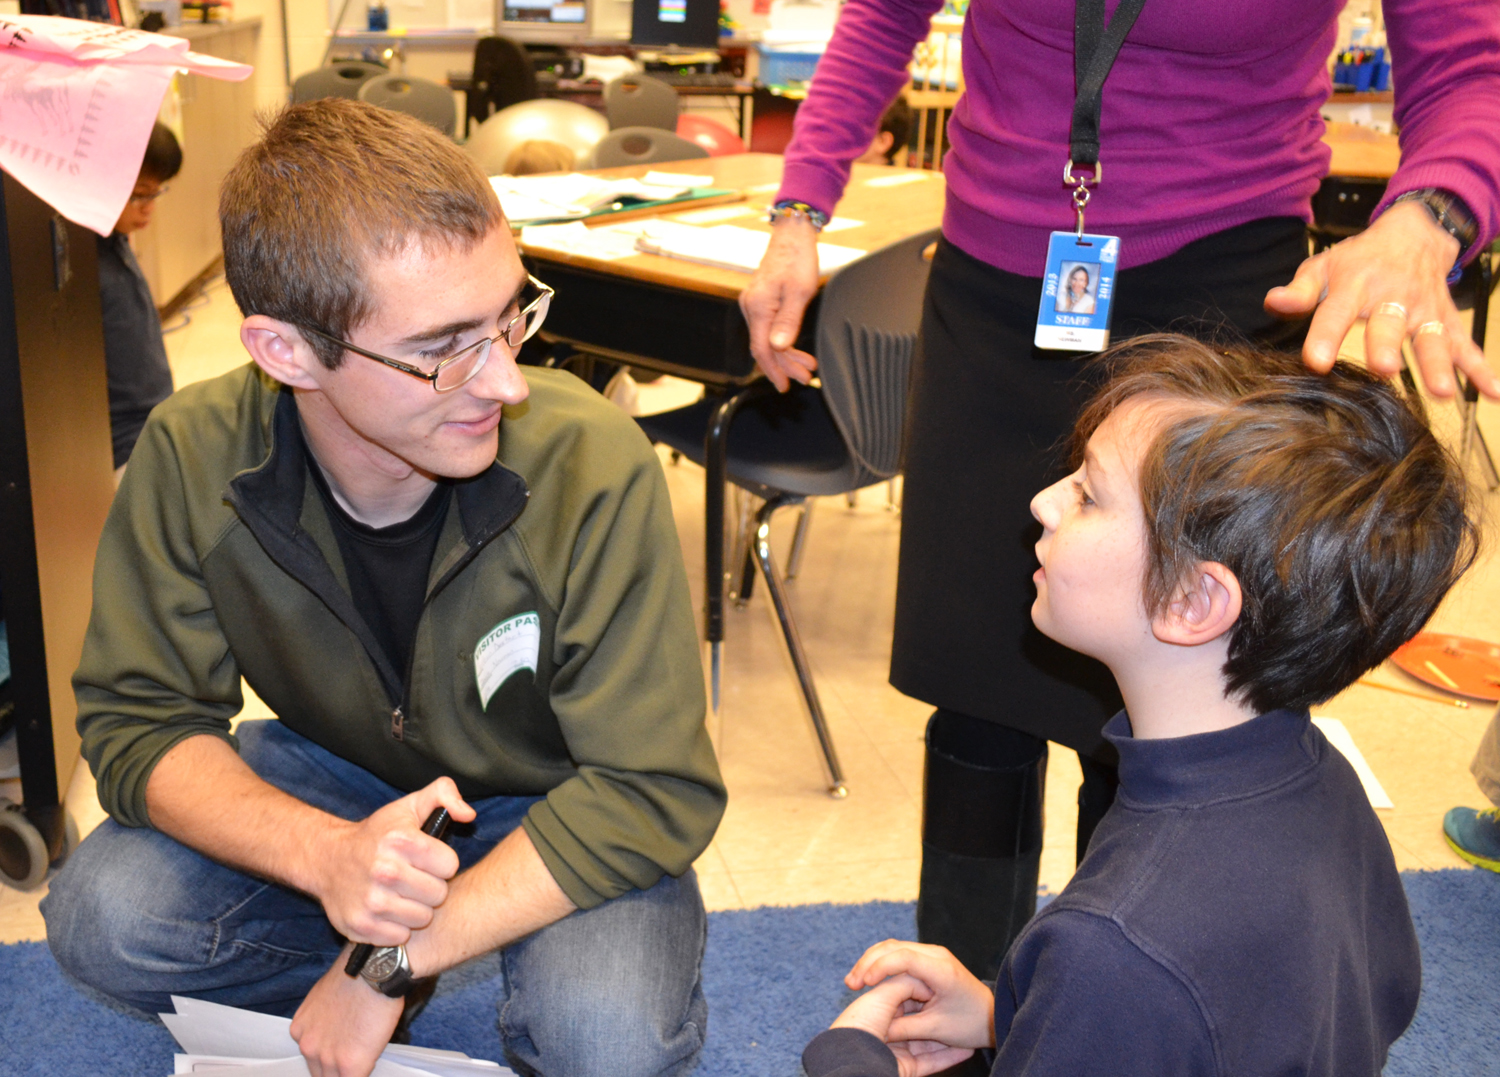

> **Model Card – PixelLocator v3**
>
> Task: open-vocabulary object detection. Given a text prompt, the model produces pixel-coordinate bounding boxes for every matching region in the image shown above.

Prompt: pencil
[1357,678,1469,708]
[1422,660,1461,691]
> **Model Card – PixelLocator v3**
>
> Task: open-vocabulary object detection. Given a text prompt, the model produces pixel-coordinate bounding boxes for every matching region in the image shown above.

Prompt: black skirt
[890,217,1311,761]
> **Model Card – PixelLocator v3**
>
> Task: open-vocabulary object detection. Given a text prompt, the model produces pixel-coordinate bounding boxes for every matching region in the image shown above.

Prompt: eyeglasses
[128,185,169,204]
[301,275,554,392]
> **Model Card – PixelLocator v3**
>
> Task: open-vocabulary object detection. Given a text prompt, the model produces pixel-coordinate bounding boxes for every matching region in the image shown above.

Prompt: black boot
[917,710,1046,983]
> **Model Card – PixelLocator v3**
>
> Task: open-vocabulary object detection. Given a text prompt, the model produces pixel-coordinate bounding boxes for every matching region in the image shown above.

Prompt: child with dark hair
[98,120,183,474]
[802,334,1479,1077]
[856,94,913,165]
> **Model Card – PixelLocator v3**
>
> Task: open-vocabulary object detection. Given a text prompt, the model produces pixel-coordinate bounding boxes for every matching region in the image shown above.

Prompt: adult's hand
[845,940,996,1053]
[291,953,404,1077]
[314,778,475,946]
[740,215,821,391]
[1265,200,1500,400]
[831,974,977,1077]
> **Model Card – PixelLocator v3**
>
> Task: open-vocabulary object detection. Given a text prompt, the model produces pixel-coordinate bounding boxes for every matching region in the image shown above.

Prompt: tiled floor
[2,272,1498,943]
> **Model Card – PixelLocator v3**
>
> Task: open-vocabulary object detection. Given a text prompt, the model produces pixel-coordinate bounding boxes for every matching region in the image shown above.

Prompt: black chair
[466,36,538,138]
[291,61,387,103]
[636,229,940,797]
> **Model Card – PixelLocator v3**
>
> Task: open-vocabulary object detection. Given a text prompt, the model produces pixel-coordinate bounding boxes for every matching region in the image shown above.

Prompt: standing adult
[740,0,1500,980]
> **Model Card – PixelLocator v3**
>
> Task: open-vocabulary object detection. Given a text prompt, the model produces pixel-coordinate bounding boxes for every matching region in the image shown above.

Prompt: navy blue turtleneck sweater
[802,709,1420,1077]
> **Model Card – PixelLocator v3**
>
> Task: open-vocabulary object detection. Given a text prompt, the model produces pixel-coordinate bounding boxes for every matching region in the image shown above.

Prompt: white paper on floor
[1310,717,1394,809]
[161,996,513,1076]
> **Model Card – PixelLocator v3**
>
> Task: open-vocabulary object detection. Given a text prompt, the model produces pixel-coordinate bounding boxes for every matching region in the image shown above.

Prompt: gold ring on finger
[1375,301,1409,320]
[1415,320,1448,338]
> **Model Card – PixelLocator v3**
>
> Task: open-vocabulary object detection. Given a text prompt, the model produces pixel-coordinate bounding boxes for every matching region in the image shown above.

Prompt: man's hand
[832,974,978,1077]
[313,778,476,946]
[291,952,404,1077]
[1265,200,1500,400]
[740,215,821,391]
[845,940,996,1053]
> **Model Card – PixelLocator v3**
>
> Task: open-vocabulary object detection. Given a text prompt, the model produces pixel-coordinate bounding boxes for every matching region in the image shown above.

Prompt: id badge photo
[1035,231,1119,352]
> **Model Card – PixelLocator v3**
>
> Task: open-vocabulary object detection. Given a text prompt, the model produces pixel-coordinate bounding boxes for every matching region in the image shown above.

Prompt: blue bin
[757,47,822,87]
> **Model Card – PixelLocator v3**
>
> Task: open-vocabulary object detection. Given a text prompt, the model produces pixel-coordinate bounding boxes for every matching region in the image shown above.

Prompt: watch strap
[357,945,428,998]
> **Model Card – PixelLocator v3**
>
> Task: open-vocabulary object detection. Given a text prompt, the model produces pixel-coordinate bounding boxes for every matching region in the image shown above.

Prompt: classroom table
[518,152,946,697]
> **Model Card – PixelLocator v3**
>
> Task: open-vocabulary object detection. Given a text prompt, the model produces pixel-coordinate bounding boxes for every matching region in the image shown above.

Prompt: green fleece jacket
[74,364,725,910]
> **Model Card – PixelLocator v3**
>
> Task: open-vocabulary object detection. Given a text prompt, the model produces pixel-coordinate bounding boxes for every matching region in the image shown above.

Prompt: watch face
[364,948,403,980]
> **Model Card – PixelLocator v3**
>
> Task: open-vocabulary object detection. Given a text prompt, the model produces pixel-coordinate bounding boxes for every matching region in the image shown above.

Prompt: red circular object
[676,114,746,157]
[1390,632,1500,701]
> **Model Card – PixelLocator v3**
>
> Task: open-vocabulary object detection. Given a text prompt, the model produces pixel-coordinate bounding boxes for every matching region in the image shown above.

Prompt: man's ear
[240,315,325,391]
[1152,561,1242,647]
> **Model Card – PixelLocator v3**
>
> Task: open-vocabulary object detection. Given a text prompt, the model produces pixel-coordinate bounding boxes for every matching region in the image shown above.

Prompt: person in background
[98,121,181,477]
[739,0,1500,986]
[804,336,1477,1077]
[503,139,576,176]
[855,95,913,166]
[1444,703,1500,871]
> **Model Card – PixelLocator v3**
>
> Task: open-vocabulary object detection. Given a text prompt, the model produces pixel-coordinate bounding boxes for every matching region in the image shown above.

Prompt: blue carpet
[1,870,1495,1076]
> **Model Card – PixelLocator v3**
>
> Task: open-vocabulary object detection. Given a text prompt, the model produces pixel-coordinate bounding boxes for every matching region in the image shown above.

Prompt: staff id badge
[1035,231,1120,352]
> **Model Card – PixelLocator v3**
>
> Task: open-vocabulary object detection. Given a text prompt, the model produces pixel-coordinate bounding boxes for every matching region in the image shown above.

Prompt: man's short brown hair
[220,98,505,369]
[1072,335,1479,715]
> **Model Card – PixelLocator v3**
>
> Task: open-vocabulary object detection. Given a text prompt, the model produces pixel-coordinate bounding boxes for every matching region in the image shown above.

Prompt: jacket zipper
[387,491,530,744]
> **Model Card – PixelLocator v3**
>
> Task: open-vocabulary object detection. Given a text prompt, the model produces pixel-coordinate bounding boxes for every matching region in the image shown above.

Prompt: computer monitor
[498,0,592,42]
[630,0,719,49]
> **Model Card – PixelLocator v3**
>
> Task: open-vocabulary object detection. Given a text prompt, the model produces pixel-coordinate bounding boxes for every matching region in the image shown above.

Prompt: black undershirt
[306,460,452,680]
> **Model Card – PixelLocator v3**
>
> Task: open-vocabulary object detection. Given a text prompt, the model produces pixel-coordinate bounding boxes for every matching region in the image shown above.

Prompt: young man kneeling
[805,335,1476,1077]
[45,99,724,1077]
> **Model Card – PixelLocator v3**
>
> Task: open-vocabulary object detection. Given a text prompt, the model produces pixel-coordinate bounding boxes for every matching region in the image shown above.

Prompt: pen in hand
[344,806,453,978]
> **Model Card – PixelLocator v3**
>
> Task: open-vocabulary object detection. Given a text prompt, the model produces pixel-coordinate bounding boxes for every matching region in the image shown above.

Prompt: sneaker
[1443,806,1500,872]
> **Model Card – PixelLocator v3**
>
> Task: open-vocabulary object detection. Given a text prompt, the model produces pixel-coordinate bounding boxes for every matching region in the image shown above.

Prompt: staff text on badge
[1035,232,1120,352]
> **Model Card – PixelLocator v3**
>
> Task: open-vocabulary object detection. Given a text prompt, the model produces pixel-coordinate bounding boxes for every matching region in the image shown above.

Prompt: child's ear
[1153,561,1242,647]
[241,315,325,391]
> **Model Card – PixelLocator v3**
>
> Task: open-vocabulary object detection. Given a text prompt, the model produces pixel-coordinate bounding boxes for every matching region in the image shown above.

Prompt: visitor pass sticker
[474,612,541,709]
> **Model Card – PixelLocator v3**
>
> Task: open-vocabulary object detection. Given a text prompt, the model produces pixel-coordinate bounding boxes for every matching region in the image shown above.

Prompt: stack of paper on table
[160,996,513,1076]
[628,220,868,275]
[490,173,702,224]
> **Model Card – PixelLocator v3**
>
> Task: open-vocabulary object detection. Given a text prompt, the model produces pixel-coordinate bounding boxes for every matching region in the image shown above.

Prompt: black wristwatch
[1391,188,1479,260]
[356,945,425,998]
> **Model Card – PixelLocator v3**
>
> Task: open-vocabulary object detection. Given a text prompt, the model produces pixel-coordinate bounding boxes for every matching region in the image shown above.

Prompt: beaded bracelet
[768,200,830,232]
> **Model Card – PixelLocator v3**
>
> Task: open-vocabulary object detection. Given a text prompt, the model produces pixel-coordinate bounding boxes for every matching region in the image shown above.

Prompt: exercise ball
[465,99,609,175]
[675,113,746,157]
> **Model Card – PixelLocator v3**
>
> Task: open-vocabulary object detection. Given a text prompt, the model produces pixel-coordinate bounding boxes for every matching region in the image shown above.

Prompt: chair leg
[887,477,902,513]
[845,491,858,508]
[728,488,759,605]
[753,496,848,798]
[1460,389,1500,490]
[785,499,815,581]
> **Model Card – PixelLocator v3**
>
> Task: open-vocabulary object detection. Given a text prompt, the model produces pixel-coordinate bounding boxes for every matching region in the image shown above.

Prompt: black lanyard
[1070,0,1148,170]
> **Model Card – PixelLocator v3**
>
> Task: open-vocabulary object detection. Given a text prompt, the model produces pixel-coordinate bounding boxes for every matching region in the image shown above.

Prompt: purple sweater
[778,0,1500,274]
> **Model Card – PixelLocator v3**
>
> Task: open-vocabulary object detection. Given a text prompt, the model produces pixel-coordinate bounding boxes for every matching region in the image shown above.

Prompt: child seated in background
[856,95,912,166]
[99,121,181,476]
[803,335,1478,1077]
[503,138,576,176]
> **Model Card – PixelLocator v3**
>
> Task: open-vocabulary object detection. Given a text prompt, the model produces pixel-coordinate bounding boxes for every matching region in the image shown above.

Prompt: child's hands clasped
[830,940,997,1076]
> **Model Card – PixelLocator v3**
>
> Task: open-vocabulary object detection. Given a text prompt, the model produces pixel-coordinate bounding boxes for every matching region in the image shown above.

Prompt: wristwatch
[1391,188,1479,260]
[356,945,425,998]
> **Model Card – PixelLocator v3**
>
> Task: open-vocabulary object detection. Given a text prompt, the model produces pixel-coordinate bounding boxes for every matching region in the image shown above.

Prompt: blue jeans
[42,721,708,1077]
